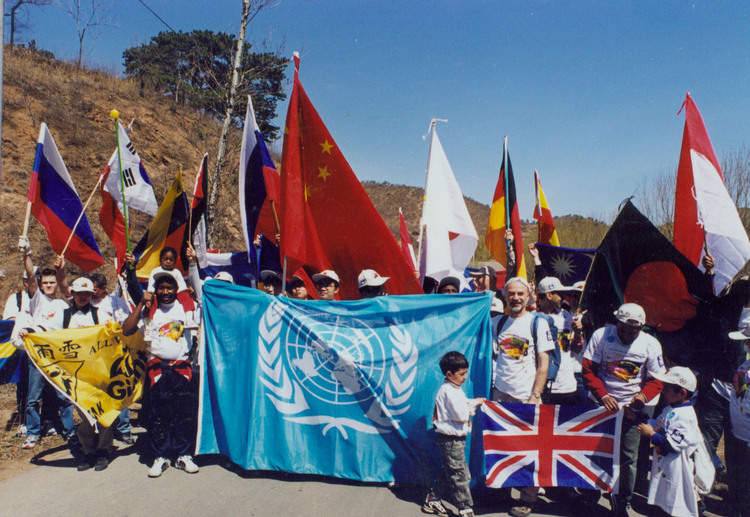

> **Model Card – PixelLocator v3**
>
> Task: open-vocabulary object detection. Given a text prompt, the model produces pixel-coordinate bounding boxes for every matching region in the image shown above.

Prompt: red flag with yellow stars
[280,54,422,299]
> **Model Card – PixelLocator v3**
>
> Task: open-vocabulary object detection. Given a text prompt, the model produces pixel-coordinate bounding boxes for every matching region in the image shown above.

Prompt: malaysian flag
[482,402,622,492]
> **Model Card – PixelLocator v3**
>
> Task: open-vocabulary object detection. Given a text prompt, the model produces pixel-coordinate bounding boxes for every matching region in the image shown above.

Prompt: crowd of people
[3,233,750,517]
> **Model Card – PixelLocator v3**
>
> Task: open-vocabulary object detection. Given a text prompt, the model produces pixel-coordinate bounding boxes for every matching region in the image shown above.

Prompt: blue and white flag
[197,283,493,483]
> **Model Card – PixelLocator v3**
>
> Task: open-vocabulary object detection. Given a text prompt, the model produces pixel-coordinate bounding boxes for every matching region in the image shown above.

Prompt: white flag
[692,150,750,292]
[103,123,158,217]
[419,127,478,285]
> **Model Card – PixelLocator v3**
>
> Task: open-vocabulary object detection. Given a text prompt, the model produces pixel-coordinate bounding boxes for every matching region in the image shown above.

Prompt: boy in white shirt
[637,367,701,516]
[423,351,483,517]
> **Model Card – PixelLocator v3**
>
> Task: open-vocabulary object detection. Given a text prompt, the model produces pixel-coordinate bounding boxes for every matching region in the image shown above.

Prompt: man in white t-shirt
[123,271,200,478]
[582,303,665,517]
[12,236,72,449]
[491,277,554,517]
[535,277,577,406]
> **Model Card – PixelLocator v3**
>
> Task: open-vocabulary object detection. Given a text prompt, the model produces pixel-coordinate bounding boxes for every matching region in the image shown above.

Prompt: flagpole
[503,136,510,230]
[60,173,105,258]
[112,109,132,257]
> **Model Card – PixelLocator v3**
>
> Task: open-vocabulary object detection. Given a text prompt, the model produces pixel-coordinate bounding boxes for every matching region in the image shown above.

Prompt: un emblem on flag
[258,301,418,438]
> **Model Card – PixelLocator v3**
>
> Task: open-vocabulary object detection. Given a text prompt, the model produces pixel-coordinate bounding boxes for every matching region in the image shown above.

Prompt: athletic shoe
[15,424,27,437]
[94,451,109,471]
[175,455,199,474]
[421,495,448,517]
[148,457,169,478]
[46,426,57,436]
[22,437,38,449]
[509,504,534,517]
[458,508,475,517]
[118,432,135,445]
[77,454,95,471]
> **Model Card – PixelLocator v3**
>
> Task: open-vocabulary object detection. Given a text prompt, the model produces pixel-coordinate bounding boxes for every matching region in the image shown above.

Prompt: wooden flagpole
[60,173,105,257]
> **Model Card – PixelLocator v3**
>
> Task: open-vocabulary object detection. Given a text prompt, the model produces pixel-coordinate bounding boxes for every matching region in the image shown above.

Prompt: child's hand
[637,423,655,438]
[471,398,485,407]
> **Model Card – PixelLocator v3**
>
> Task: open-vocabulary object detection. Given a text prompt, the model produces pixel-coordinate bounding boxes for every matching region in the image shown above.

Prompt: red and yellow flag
[485,139,526,279]
[533,170,560,246]
[279,54,422,299]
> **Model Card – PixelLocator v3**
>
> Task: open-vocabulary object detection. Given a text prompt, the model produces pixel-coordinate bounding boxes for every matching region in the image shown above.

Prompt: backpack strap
[63,306,99,328]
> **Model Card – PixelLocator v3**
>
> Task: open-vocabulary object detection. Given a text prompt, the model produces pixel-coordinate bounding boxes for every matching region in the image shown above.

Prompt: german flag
[533,170,560,246]
[486,138,526,279]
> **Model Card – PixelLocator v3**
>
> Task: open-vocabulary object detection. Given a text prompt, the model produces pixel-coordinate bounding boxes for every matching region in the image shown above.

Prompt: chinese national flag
[279,54,422,299]
[533,170,560,246]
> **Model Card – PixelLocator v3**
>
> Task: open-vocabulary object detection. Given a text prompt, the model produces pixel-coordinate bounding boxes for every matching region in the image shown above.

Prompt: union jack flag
[482,402,622,491]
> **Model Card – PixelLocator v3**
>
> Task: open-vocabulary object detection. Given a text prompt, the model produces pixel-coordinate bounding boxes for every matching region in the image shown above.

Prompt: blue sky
[18,0,750,221]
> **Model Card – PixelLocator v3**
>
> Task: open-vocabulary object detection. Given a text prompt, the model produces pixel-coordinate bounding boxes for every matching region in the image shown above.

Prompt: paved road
[0,430,729,517]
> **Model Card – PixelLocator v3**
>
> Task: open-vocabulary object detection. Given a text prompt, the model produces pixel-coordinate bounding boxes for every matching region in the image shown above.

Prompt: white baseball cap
[571,281,585,292]
[652,366,697,393]
[214,271,234,284]
[70,277,95,293]
[614,303,646,326]
[537,277,572,295]
[358,269,389,289]
[312,270,340,285]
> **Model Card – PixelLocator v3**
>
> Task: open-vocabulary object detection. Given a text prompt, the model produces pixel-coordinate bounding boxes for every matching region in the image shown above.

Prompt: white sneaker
[15,425,27,437]
[148,457,169,478]
[175,455,199,474]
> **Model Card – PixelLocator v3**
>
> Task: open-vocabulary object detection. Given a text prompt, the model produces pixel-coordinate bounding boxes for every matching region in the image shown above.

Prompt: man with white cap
[492,276,554,517]
[582,302,666,516]
[260,270,283,296]
[535,277,577,406]
[313,270,340,301]
[357,269,389,299]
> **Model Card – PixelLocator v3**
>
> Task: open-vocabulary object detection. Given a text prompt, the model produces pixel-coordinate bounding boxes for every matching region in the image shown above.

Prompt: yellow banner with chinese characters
[24,321,148,427]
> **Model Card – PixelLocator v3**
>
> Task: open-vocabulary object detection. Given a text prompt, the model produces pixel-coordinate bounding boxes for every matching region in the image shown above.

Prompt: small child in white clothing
[637,367,701,517]
[423,351,484,517]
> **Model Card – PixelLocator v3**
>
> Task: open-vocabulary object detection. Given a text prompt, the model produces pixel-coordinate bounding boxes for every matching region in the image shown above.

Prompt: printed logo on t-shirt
[557,329,571,352]
[499,335,530,360]
[158,321,184,341]
[605,358,643,381]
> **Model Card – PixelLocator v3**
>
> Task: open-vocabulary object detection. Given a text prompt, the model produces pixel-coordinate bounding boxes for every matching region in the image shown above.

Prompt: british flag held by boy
[482,402,623,491]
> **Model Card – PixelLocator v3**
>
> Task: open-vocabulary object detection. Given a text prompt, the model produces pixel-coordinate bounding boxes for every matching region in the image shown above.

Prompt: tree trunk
[206,0,252,248]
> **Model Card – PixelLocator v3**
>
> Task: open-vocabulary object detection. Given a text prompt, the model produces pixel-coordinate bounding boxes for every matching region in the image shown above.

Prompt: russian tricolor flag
[239,95,280,259]
[29,124,103,272]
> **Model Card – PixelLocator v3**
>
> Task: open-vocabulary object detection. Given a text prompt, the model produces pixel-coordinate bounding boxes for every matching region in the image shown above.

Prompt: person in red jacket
[582,303,665,517]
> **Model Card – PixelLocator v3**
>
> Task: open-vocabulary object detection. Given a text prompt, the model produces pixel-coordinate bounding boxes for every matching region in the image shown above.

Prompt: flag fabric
[199,251,255,287]
[399,208,417,271]
[419,127,478,285]
[0,321,21,384]
[23,321,147,426]
[533,170,560,246]
[673,93,750,293]
[29,123,103,272]
[239,96,281,255]
[279,54,422,299]
[99,123,158,265]
[189,153,208,238]
[580,200,712,332]
[535,243,595,285]
[482,402,622,491]
[486,141,526,279]
[133,170,190,280]
[197,283,493,483]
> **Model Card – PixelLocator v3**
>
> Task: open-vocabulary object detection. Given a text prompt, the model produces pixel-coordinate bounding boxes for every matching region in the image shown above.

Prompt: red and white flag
[418,126,478,284]
[673,93,750,292]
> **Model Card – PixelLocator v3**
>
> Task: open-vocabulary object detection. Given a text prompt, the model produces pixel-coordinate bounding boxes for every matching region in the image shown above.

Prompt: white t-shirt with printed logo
[141,302,197,361]
[584,324,666,404]
[492,312,555,401]
[548,308,577,394]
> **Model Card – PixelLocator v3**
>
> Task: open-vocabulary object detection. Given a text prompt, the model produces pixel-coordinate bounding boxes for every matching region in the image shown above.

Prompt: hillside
[0,46,247,301]
[0,47,609,303]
